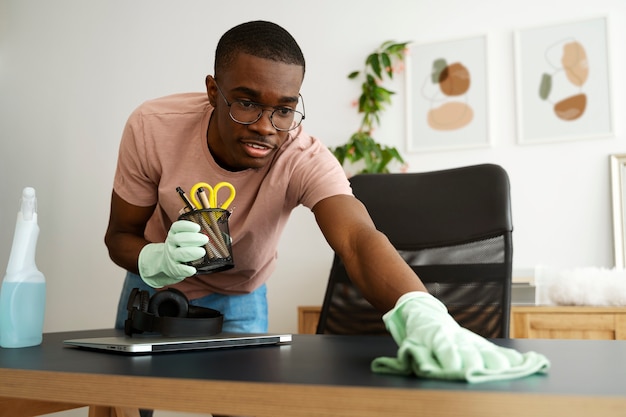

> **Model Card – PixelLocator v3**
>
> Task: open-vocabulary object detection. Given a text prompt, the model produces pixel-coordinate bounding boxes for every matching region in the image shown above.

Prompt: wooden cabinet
[298,306,323,335]
[510,306,626,340]
[299,305,626,340]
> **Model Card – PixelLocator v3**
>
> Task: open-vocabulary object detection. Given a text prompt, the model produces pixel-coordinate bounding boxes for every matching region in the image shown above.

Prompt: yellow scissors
[189,181,236,210]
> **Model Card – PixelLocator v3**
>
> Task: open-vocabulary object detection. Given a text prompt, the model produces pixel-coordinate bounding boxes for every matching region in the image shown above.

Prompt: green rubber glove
[371,292,550,383]
[138,220,209,288]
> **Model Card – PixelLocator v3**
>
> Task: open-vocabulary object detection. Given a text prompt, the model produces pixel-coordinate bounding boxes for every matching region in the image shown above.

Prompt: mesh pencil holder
[178,209,234,273]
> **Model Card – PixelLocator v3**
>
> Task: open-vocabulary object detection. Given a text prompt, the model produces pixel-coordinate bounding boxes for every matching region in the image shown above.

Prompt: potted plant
[330,40,409,174]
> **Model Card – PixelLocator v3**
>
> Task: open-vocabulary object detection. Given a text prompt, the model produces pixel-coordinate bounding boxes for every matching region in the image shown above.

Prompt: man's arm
[104,190,155,274]
[312,194,427,313]
[314,196,550,383]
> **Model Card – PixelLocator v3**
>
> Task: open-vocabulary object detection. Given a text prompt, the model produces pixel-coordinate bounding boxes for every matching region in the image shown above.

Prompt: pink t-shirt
[113,93,352,299]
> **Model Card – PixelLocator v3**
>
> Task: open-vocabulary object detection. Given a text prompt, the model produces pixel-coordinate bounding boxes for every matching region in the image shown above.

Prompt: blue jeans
[115,272,268,333]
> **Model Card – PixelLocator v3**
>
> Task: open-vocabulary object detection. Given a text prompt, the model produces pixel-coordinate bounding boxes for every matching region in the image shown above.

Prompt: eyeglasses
[215,83,305,131]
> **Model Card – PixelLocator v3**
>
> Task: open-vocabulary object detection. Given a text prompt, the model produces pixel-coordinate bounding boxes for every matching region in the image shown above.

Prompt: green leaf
[348,71,360,79]
[387,147,404,163]
[381,53,393,78]
[368,53,382,79]
[358,94,368,113]
[374,86,393,104]
[365,73,377,85]
[385,42,409,56]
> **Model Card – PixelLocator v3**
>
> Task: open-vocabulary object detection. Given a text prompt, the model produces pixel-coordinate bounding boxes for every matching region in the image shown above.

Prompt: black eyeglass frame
[214,83,305,132]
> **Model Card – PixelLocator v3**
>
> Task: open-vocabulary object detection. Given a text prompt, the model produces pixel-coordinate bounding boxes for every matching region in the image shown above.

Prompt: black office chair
[316,164,513,338]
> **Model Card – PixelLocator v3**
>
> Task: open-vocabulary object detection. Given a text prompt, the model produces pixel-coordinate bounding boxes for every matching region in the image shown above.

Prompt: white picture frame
[514,16,613,144]
[610,154,626,269]
[405,35,489,153]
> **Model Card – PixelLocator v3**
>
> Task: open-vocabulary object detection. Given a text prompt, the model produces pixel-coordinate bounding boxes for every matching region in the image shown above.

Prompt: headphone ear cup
[148,288,189,318]
[125,288,151,336]
[126,288,150,313]
[139,290,150,312]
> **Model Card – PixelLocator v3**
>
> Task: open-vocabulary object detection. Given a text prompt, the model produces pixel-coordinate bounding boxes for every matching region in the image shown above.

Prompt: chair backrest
[316,164,513,338]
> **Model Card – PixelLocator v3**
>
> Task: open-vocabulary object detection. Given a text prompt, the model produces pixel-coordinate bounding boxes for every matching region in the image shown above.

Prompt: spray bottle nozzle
[20,187,37,221]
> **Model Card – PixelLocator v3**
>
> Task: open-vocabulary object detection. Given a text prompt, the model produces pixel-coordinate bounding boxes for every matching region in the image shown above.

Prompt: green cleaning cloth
[371,292,550,383]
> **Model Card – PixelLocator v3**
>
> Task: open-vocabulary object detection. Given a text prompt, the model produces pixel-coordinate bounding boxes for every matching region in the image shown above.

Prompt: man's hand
[138,220,209,288]
[371,292,550,383]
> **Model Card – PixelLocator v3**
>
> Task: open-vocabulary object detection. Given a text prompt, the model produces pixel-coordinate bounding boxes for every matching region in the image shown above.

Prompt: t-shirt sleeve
[289,134,353,210]
[112,110,159,207]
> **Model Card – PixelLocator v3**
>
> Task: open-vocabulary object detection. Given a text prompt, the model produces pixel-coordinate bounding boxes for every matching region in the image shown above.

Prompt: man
[105,20,426,332]
[105,20,548,390]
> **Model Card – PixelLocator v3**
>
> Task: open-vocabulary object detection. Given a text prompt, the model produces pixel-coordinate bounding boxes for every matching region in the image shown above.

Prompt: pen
[176,187,195,212]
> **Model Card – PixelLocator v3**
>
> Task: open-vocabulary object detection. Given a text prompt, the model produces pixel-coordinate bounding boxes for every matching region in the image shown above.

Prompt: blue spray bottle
[0,187,46,348]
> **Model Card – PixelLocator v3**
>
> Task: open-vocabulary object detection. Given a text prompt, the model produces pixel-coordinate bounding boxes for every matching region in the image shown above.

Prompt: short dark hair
[214,21,305,77]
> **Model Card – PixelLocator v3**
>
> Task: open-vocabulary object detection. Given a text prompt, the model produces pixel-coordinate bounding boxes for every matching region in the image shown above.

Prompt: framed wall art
[405,35,490,153]
[610,153,626,269]
[514,16,613,144]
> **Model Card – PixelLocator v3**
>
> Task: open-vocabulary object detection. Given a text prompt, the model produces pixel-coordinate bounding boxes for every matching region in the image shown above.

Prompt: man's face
[206,53,304,171]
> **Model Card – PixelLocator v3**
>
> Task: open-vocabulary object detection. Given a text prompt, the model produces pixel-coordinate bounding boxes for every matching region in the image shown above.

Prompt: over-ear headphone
[125,287,223,337]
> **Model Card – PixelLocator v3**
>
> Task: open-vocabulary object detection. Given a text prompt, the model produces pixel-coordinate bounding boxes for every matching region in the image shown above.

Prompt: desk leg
[89,406,140,417]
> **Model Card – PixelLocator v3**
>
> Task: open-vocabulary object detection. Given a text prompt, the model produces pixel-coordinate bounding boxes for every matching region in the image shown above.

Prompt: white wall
[1,0,625,335]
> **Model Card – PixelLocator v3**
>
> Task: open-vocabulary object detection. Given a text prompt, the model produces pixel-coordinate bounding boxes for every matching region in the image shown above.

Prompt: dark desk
[1,329,626,417]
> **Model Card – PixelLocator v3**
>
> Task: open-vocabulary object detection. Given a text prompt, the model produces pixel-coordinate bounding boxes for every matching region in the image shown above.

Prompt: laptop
[63,332,292,354]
